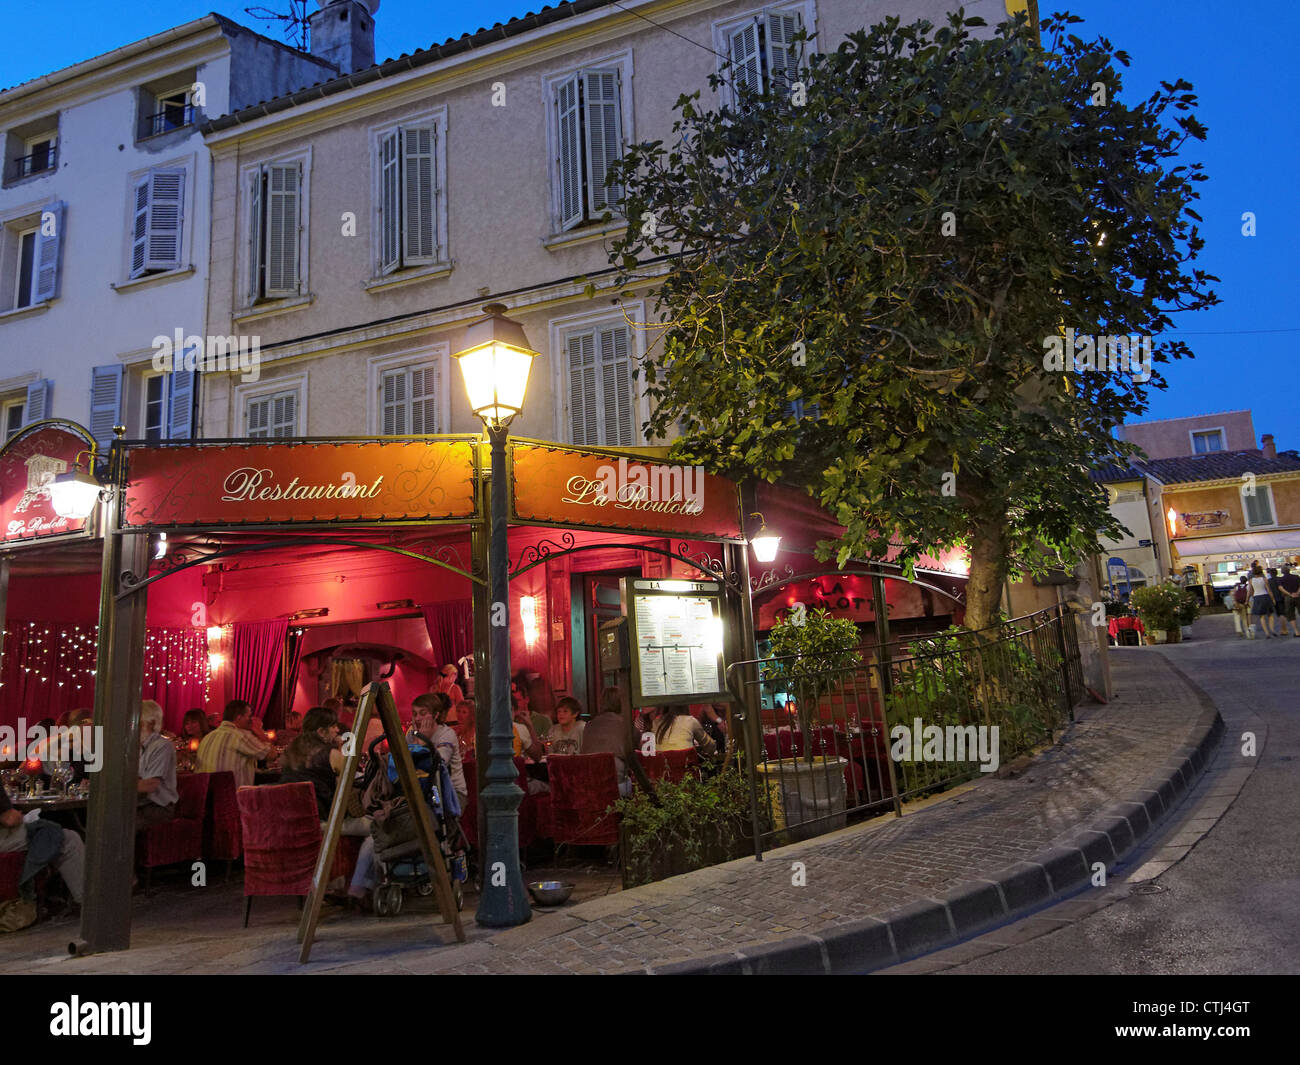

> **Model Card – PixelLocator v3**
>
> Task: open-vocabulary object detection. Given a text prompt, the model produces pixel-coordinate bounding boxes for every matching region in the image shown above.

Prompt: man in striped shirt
[196,700,273,788]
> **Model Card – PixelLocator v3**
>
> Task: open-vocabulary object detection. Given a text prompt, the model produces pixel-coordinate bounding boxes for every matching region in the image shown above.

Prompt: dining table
[8,791,89,831]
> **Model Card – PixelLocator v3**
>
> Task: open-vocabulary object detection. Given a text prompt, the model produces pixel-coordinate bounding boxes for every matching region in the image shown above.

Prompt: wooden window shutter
[567,331,598,445]
[166,368,196,440]
[271,392,296,437]
[729,20,763,98]
[89,365,124,453]
[409,364,438,434]
[555,74,583,231]
[33,201,66,303]
[145,169,185,272]
[246,396,270,438]
[598,325,633,446]
[582,69,623,215]
[765,11,801,96]
[379,130,400,275]
[264,163,300,298]
[402,126,436,265]
[130,178,151,278]
[381,368,407,435]
[24,379,52,425]
[248,171,264,301]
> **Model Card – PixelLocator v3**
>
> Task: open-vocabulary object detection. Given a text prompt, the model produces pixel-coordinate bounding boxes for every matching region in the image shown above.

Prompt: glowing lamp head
[748,512,780,562]
[21,758,42,776]
[49,469,102,520]
[189,739,200,752]
[519,595,539,647]
[1167,507,1178,536]
[206,626,223,643]
[453,303,538,426]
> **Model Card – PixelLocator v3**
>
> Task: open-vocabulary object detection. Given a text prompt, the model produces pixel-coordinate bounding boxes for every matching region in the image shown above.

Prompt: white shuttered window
[130,168,185,278]
[246,391,297,438]
[247,162,302,301]
[567,324,634,447]
[553,68,624,232]
[380,364,439,435]
[726,9,805,100]
[378,126,438,274]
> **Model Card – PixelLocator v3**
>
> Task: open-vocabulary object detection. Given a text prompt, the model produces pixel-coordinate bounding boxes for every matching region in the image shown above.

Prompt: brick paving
[1,650,1216,974]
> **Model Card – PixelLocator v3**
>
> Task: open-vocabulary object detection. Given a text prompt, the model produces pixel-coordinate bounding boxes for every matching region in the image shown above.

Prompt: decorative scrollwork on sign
[674,541,727,580]
[120,538,222,593]
[509,531,577,574]
[751,563,796,593]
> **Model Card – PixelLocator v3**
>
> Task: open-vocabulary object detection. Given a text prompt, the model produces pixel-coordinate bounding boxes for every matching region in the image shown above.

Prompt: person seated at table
[653,705,717,758]
[63,707,95,785]
[279,706,375,910]
[285,711,303,729]
[452,699,475,758]
[437,664,465,708]
[180,709,210,743]
[196,700,273,789]
[0,785,84,914]
[700,703,728,751]
[137,700,178,830]
[546,697,586,756]
[511,693,549,794]
[411,694,467,810]
[580,687,635,797]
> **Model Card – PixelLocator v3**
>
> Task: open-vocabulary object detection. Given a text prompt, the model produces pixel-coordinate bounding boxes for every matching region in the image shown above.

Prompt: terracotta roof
[1140,449,1300,485]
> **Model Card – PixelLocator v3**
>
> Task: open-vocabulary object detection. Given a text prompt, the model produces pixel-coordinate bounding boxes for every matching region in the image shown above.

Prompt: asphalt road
[935,614,1299,975]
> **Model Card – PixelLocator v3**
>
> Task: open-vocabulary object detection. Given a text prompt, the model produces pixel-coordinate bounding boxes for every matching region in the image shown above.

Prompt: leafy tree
[604,10,1218,631]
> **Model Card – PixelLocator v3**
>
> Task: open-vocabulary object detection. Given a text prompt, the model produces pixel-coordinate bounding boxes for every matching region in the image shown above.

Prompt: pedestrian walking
[1278,564,1300,637]
[1231,577,1252,638]
[1248,563,1278,638]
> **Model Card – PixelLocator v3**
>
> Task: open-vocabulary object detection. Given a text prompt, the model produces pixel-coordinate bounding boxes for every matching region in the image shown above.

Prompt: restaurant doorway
[573,570,638,715]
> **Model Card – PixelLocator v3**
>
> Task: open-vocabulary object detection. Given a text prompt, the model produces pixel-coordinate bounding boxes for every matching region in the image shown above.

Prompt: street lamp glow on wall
[1167,507,1178,537]
[453,303,538,427]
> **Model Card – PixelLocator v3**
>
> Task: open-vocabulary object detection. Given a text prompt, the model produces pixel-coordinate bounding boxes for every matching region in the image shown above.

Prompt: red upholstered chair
[636,752,668,784]
[0,850,23,901]
[200,771,242,881]
[660,748,700,783]
[137,771,210,894]
[236,782,321,927]
[547,753,620,850]
[331,835,362,884]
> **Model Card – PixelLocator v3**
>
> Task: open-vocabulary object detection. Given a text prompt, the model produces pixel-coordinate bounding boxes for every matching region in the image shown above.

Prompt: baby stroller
[361,731,470,917]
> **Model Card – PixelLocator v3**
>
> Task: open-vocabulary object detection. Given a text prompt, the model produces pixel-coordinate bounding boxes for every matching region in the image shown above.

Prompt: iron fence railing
[726,605,1085,857]
[138,104,195,140]
[8,147,57,182]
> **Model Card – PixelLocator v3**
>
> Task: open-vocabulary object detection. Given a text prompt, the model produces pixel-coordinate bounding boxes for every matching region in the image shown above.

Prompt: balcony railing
[138,104,195,141]
[8,146,57,182]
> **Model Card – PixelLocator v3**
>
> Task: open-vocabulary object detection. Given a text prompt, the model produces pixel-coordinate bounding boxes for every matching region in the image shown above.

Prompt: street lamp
[453,302,538,928]
[49,467,104,520]
[748,511,781,563]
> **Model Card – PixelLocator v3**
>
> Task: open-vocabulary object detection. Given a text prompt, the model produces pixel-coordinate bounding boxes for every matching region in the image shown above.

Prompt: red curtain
[141,629,209,733]
[0,622,207,731]
[421,602,473,671]
[232,619,288,720]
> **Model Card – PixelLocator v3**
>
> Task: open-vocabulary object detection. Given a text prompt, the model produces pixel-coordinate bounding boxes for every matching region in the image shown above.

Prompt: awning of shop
[1172,529,1300,563]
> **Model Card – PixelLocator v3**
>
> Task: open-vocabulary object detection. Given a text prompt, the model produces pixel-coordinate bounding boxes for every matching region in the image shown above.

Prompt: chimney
[1262,433,1276,460]
[308,0,378,76]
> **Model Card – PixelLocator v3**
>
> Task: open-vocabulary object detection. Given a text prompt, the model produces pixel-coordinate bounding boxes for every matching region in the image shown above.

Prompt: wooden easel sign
[297,680,466,962]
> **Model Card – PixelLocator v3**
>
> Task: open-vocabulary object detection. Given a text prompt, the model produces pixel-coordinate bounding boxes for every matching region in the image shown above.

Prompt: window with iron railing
[9,140,57,182]
[138,102,194,141]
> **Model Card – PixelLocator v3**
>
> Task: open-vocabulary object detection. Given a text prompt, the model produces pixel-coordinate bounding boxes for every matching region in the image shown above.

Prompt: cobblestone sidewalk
[2,650,1218,975]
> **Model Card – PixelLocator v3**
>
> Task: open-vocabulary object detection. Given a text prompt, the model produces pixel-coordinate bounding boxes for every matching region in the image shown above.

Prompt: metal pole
[79,485,148,954]
[475,423,530,927]
[470,453,492,866]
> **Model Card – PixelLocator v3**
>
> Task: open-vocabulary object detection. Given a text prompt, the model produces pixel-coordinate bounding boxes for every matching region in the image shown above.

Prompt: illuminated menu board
[622,578,728,707]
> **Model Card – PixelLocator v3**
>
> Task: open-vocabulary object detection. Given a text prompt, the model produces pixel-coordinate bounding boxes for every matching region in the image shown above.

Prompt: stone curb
[644,705,1224,975]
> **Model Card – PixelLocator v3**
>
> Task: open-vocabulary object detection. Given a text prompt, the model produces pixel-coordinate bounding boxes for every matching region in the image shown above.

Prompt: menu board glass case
[621,578,728,707]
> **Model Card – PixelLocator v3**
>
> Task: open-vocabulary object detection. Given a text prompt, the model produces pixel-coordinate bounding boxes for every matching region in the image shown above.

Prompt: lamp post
[453,302,537,927]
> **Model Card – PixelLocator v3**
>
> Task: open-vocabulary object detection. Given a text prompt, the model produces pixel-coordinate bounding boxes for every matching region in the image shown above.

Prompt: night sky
[4,1,1294,448]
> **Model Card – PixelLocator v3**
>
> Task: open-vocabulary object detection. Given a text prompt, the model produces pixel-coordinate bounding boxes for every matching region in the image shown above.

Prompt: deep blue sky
[4,1,1296,448]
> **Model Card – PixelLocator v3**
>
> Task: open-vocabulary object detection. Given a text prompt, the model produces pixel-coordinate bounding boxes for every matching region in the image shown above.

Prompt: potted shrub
[759,609,859,840]
[1129,583,1182,644]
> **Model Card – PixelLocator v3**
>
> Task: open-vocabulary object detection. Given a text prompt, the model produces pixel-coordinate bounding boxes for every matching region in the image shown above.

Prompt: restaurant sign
[510,444,743,540]
[622,577,728,707]
[1181,510,1229,530]
[121,440,478,528]
[0,422,96,547]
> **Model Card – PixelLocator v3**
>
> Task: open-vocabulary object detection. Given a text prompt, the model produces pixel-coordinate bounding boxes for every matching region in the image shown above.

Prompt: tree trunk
[964,511,1009,635]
